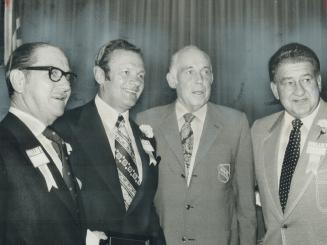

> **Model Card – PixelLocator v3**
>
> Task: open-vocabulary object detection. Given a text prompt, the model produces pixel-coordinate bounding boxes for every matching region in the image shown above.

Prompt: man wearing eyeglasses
[0,42,85,244]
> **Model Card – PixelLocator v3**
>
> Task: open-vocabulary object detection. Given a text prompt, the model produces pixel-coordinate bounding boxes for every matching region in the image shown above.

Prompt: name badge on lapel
[306,141,327,175]
[141,139,157,166]
[26,146,50,167]
[217,163,230,183]
[26,146,58,192]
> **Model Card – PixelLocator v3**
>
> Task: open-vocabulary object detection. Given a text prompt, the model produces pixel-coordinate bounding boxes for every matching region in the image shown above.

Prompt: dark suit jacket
[0,113,85,245]
[54,100,165,244]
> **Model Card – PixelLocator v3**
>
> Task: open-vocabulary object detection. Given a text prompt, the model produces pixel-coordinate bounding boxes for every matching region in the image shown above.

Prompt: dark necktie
[43,127,77,201]
[114,115,140,210]
[279,118,303,212]
[180,113,195,181]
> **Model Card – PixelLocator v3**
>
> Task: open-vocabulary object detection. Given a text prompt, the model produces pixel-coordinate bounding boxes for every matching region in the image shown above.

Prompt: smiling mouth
[124,88,139,95]
[192,90,205,95]
[53,94,68,101]
[293,98,308,103]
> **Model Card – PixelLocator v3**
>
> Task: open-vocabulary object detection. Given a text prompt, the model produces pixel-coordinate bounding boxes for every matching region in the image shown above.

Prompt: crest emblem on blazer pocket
[217,163,230,183]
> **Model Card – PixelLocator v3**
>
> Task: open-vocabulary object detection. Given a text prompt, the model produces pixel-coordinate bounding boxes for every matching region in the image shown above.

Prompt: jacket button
[185,204,192,210]
[182,236,187,242]
[282,224,287,229]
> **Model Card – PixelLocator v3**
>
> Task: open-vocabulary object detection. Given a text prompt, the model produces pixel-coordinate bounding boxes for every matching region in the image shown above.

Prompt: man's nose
[57,76,71,92]
[294,81,305,95]
[129,75,144,85]
[194,72,204,84]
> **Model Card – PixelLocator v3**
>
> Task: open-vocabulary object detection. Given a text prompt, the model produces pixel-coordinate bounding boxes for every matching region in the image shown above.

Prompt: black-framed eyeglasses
[21,66,77,83]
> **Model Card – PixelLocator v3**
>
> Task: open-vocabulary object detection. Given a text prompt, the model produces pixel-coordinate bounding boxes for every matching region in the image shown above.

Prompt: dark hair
[5,42,50,96]
[94,39,142,79]
[269,42,320,82]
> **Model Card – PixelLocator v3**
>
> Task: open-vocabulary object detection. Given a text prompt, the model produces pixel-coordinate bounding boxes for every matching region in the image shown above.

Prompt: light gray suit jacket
[137,102,256,245]
[252,99,327,245]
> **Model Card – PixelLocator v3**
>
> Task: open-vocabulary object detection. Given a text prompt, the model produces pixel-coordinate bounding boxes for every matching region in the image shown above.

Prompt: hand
[86,229,108,245]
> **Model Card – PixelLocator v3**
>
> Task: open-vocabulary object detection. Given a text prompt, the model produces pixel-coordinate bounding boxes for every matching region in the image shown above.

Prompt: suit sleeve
[0,155,7,244]
[234,113,257,245]
[149,203,166,245]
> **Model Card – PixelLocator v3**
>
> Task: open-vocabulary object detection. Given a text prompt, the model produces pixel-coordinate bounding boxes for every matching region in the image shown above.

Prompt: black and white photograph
[0,1,326,244]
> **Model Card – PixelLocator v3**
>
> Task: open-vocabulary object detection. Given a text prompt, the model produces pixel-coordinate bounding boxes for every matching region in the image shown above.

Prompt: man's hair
[94,39,142,79]
[168,45,211,73]
[5,42,51,96]
[269,42,320,82]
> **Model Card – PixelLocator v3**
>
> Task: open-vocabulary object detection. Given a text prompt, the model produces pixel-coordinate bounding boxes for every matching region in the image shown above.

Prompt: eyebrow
[202,66,211,70]
[279,73,314,82]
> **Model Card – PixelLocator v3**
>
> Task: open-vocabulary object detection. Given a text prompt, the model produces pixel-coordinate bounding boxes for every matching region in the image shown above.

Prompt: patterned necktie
[279,118,303,212]
[43,127,77,201]
[114,115,140,210]
[180,113,195,181]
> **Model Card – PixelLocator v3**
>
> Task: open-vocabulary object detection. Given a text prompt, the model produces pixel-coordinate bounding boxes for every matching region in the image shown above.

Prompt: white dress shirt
[277,102,320,186]
[95,95,143,180]
[176,101,207,186]
[9,107,63,191]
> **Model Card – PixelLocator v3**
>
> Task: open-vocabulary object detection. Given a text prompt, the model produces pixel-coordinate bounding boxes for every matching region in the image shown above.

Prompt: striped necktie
[180,113,195,181]
[114,115,140,210]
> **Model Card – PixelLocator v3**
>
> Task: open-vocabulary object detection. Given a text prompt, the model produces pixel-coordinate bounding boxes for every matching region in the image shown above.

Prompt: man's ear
[93,66,106,85]
[9,69,26,93]
[317,74,322,92]
[166,72,177,89]
[270,81,280,100]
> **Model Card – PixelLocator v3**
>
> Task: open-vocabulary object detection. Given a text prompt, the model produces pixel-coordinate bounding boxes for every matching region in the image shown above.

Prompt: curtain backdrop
[8,0,327,123]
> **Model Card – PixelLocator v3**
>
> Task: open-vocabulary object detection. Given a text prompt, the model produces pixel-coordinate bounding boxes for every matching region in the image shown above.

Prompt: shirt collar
[175,100,207,123]
[95,94,129,131]
[284,101,321,131]
[9,107,46,137]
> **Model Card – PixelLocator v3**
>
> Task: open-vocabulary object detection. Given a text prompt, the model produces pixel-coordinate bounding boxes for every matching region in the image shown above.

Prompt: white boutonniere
[139,124,154,138]
[317,119,327,140]
[139,125,158,166]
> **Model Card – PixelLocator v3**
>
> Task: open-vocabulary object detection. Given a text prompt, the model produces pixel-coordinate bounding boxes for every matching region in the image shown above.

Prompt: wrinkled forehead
[32,46,69,68]
[176,48,211,70]
[275,59,316,74]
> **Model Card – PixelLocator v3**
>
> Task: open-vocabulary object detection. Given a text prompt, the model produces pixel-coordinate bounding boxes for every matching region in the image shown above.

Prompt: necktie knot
[43,127,63,145]
[292,119,303,130]
[183,113,195,124]
[116,115,125,128]
[42,127,77,201]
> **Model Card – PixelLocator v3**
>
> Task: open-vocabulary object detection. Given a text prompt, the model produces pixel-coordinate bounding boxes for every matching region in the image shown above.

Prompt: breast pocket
[315,169,327,212]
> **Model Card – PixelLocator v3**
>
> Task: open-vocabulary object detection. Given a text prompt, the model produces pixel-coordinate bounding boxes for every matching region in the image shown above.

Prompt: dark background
[2,0,326,241]
[1,0,327,123]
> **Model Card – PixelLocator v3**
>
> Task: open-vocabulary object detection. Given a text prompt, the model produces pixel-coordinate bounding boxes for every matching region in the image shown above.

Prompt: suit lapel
[2,113,79,220]
[159,103,185,171]
[262,112,284,218]
[72,101,125,208]
[284,101,327,217]
[193,103,221,170]
[126,120,149,214]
